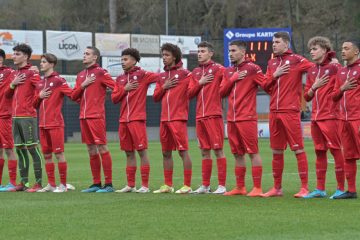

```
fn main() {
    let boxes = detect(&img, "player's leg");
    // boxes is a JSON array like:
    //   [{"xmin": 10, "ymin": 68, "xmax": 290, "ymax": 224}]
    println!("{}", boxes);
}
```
[
  {"xmin": 137, "ymin": 149, "xmax": 150, "ymax": 193},
  {"xmin": 304, "ymin": 121, "xmax": 328, "ymax": 198},
  {"xmin": 194, "ymin": 119, "xmax": 212, "ymax": 193},
  {"xmin": 224, "ymin": 153, "xmax": 247, "ymax": 196},
  {"xmin": 96, "ymin": 144, "xmax": 114, "ymax": 193},
  {"xmin": 117, "ymin": 151, "xmax": 137, "ymax": 193},
  {"xmin": 154, "ymin": 122, "xmax": 175, "ymax": 193},
  {"xmin": 176, "ymin": 150, "xmax": 192, "ymax": 194},
  {"xmin": 262, "ymin": 113, "xmax": 286, "ymax": 197},
  {"xmin": 247, "ymin": 153, "xmax": 263, "ymax": 197}
]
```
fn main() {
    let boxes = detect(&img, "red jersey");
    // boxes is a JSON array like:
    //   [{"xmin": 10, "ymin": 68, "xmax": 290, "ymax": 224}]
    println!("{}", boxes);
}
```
[
  {"xmin": 153, "ymin": 61, "xmax": 192, "ymax": 122},
  {"xmin": 33, "ymin": 72, "xmax": 73, "ymax": 128},
  {"xmin": 304, "ymin": 51, "xmax": 341, "ymax": 121},
  {"xmin": 333, "ymin": 58, "xmax": 360, "ymax": 121},
  {"xmin": 220, "ymin": 59, "xmax": 265, "ymax": 121},
  {"xmin": 5, "ymin": 64, "xmax": 40, "ymax": 117},
  {"xmin": 111, "ymin": 66, "xmax": 158, "ymax": 123},
  {"xmin": 0, "ymin": 65, "xmax": 15, "ymax": 118},
  {"xmin": 71, "ymin": 63, "xmax": 115, "ymax": 119},
  {"xmin": 264, "ymin": 50, "xmax": 314, "ymax": 112},
  {"xmin": 188, "ymin": 60, "xmax": 224, "ymax": 119}
]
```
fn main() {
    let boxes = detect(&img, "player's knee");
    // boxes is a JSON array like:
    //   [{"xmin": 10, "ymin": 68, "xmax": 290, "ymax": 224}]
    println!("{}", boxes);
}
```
[
  {"xmin": 201, "ymin": 149, "xmax": 211, "ymax": 158},
  {"xmin": 55, "ymin": 152, "xmax": 65, "ymax": 162},
  {"xmin": 98, "ymin": 144, "xmax": 109, "ymax": 154},
  {"xmin": 294, "ymin": 149, "xmax": 304, "ymax": 154},
  {"xmin": 162, "ymin": 151, "xmax": 172, "ymax": 159},
  {"xmin": 214, "ymin": 149, "xmax": 224, "ymax": 158}
]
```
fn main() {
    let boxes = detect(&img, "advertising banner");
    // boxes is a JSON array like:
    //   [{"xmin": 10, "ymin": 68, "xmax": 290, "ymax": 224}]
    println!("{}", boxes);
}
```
[
  {"xmin": 0, "ymin": 29, "xmax": 43, "ymax": 59},
  {"xmin": 95, "ymin": 33, "xmax": 130, "ymax": 56},
  {"xmin": 160, "ymin": 35, "xmax": 201, "ymax": 54},
  {"xmin": 46, "ymin": 30, "xmax": 92, "ymax": 60},
  {"xmin": 131, "ymin": 34, "xmax": 159, "ymax": 54}
]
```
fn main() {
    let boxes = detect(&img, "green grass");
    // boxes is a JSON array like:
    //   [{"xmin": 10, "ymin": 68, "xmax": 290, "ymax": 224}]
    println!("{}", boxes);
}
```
[{"xmin": 0, "ymin": 139, "xmax": 360, "ymax": 240}]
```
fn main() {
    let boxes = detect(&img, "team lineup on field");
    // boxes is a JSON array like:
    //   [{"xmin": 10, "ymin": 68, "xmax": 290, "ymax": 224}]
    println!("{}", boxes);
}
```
[{"xmin": 0, "ymin": 31, "xmax": 359, "ymax": 199}]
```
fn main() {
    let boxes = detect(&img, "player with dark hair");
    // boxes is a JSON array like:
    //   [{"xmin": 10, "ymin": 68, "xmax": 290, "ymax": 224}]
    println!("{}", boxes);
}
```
[
  {"xmin": 188, "ymin": 41, "xmax": 228, "ymax": 194},
  {"xmin": 332, "ymin": 40, "xmax": 360, "ymax": 199},
  {"xmin": 111, "ymin": 48, "xmax": 158, "ymax": 193},
  {"xmin": 1, "ymin": 44, "xmax": 43, "ymax": 192},
  {"xmin": 261, "ymin": 32, "xmax": 314, "ymax": 198},
  {"xmin": 33, "ymin": 53, "xmax": 75, "ymax": 192},
  {"xmin": 72, "ymin": 46, "xmax": 115, "ymax": 193},
  {"xmin": 0, "ymin": 49, "xmax": 17, "ymax": 191},
  {"xmin": 303, "ymin": 36, "xmax": 345, "ymax": 199},
  {"xmin": 153, "ymin": 43, "xmax": 193, "ymax": 194},
  {"xmin": 220, "ymin": 40, "xmax": 265, "ymax": 197}
]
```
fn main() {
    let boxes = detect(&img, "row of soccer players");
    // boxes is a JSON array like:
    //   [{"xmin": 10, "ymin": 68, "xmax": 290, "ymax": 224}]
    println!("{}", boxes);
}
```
[{"xmin": 0, "ymin": 31, "xmax": 359, "ymax": 199}]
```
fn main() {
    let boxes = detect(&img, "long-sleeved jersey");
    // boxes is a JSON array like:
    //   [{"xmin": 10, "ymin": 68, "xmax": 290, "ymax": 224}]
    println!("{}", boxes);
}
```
[
  {"xmin": 303, "ymin": 51, "xmax": 341, "ymax": 121},
  {"xmin": 220, "ymin": 59, "xmax": 265, "ymax": 121},
  {"xmin": 111, "ymin": 66, "xmax": 158, "ymax": 123},
  {"xmin": 153, "ymin": 61, "xmax": 192, "ymax": 122},
  {"xmin": 188, "ymin": 60, "xmax": 224, "ymax": 119},
  {"xmin": 264, "ymin": 50, "xmax": 314, "ymax": 112},
  {"xmin": 71, "ymin": 63, "xmax": 115, "ymax": 119},
  {"xmin": 0, "ymin": 65, "xmax": 15, "ymax": 118},
  {"xmin": 33, "ymin": 71, "xmax": 73, "ymax": 128}
]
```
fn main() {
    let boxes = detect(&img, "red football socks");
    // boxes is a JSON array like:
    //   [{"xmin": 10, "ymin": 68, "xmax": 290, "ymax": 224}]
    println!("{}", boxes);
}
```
[
  {"xmin": 126, "ymin": 166, "xmax": 137, "ymax": 187},
  {"xmin": 164, "ymin": 169, "xmax": 173, "ymax": 187},
  {"xmin": 140, "ymin": 165, "xmax": 150, "ymax": 187},
  {"xmin": 272, "ymin": 153, "xmax": 284, "ymax": 189},
  {"xmin": 345, "ymin": 159, "xmax": 357, "ymax": 192},
  {"xmin": 184, "ymin": 169, "xmax": 192, "ymax": 186},
  {"xmin": 217, "ymin": 157, "xmax": 227, "ymax": 186},
  {"xmin": 235, "ymin": 166, "xmax": 246, "ymax": 188},
  {"xmin": 45, "ymin": 162, "xmax": 56, "ymax": 187},
  {"xmin": 101, "ymin": 152, "xmax": 113, "ymax": 184},
  {"xmin": 90, "ymin": 154, "xmax": 101, "ymax": 185},
  {"xmin": 7, "ymin": 159, "xmax": 17, "ymax": 186},
  {"xmin": 58, "ymin": 162, "xmax": 67, "ymax": 186},
  {"xmin": 315, "ymin": 150, "xmax": 327, "ymax": 191},
  {"xmin": 330, "ymin": 148, "xmax": 345, "ymax": 191},
  {"xmin": 296, "ymin": 152, "xmax": 308, "ymax": 189},
  {"xmin": 202, "ymin": 159, "xmax": 212, "ymax": 187},
  {"xmin": 252, "ymin": 166, "xmax": 262, "ymax": 188}
]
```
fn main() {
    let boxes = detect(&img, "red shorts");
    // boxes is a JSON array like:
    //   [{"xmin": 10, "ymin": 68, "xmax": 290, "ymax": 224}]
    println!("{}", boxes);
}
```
[
  {"xmin": 160, "ymin": 121, "xmax": 188, "ymax": 151},
  {"xmin": 311, "ymin": 120, "xmax": 341, "ymax": 150},
  {"xmin": 341, "ymin": 120, "xmax": 360, "ymax": 159},
  {"xmin": 0, "ymin": 118, "xmax": 14, "ymax": 149},
  {"xmin": 80, "ymin": 119, "xmax": 107, "ymax": 145},
  {"xmin": 196, "ymin": 117, "xmax": 224, "ymax": 150},
  {"xmin": 227, "ymin": 121, "xmax": 258, "ymax": 155},
  {"xmin": 119, "ymin": 121, "xmax": 148, "ymax": 151},
  {"xmin": 269, "ymin": 112, "xmax": 304, "ymax": 151},
  {"xmin": 40, "ymin": 128, "xmax": 64, "ymax": 154}
]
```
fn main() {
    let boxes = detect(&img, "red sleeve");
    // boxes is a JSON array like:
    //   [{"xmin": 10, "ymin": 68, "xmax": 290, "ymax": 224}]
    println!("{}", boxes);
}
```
[
  {"xmin": 297, "ymin": 57, "xmax": 314, "ymax": 72},
  {"xmin": 4, "ymin": 74, "xmax": 15, "ymax": 99},
  {"xmin": 187, "ymin": 75, "xmax": 202, "ymax": 99},
  {"xmin": 102, "ymin": 71, "xmax": 115, "ymax": 90},
  {"xmin": 30, "ymin": 72, "xmax": 41, "ymax": 87},
  {"xmin": 32, "ymin": 93, "xmax": 42, "ymax": 109},
  {"xmin": 219, "ymin": 71, "xmax": 235, "ymax": 97},
  {"xmin": 262, "ymin": 65, "xmax": 277, "ymax": 93},
  {"xmin": 153, "ymin": 80, "xmax": 166, "ymax": 102},
  {"xmin": 145, "ymin": 72, "xmax": 159, "ymax": 85},
  {"xmin": 111, "ymin": 84, "xmax": 126, "ymax": 104},
  {"xmin": 71, "ymin": 76, "xmax": 84, "ymax": 101},
  {"xmin": 332, "ymin": 72, "xmax": 344, "ymax": 102},
  {"xmin": 303, "ymin": 71, "xmax": 315, "ymax": 102}
]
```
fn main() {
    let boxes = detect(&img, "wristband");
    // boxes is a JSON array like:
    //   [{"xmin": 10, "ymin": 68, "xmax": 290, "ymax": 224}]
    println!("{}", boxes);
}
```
[{"xmin": 10, "ymin": 83, "xmax": 15, "ymax": 89}]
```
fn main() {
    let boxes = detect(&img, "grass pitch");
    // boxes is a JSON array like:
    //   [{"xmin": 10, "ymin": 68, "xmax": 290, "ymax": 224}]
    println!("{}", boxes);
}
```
[{"xmin": 0, "ymin": 139, "xmax": 359, "ymax": 240}]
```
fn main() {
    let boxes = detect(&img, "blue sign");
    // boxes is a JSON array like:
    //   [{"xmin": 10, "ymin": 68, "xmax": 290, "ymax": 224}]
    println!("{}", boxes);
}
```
[{"xmin": 223, "ymin": 28, "xmax": 292, "ymax": 68}]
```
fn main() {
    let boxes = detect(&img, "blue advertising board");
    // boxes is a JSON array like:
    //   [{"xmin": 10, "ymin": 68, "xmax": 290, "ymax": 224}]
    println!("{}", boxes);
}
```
[{"xmin": 223, "ymin": 28, "xmax": 292, "ymax": 70}]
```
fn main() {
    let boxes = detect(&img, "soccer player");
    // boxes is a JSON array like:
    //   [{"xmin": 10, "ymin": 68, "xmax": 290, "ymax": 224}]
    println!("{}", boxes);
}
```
[
  {"xmin": 261, "ymin": 32, "xmax": 314, "ymax": 198},
  {"xmin": 153, "ymin": 43, "xmax": 193, "ymax": 194},
  {"xmin": 71, "ymin": 46, "xmax": 115, "ymax": 193},
  {"xmin": 111, "ymin": 48, "xmax": 157, "ymax": 193},
  {"xmin": 0, "ymin": 49, "xmax": 17, "ymax": 191},
  {"xmin": 2, "ymin": 44, "xmax": 43, "ymax": 192},
  {"xmin": 332, "ymin": 40, "xmax": 360, "ymax": 199},
  {"xmin": 33, "ymin": 53, "xmax": 74, "ymax": 192},
  {"xmin": 220, "ymin": 40, "xmax": 265, "ymax": 197},
  {"xmin": 303, "ymin": 37, "xmax": 345, "ymax": 199},
  {"xmin": 188, "ymin": 41, "xmax": 227, "ymax": 194}
]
